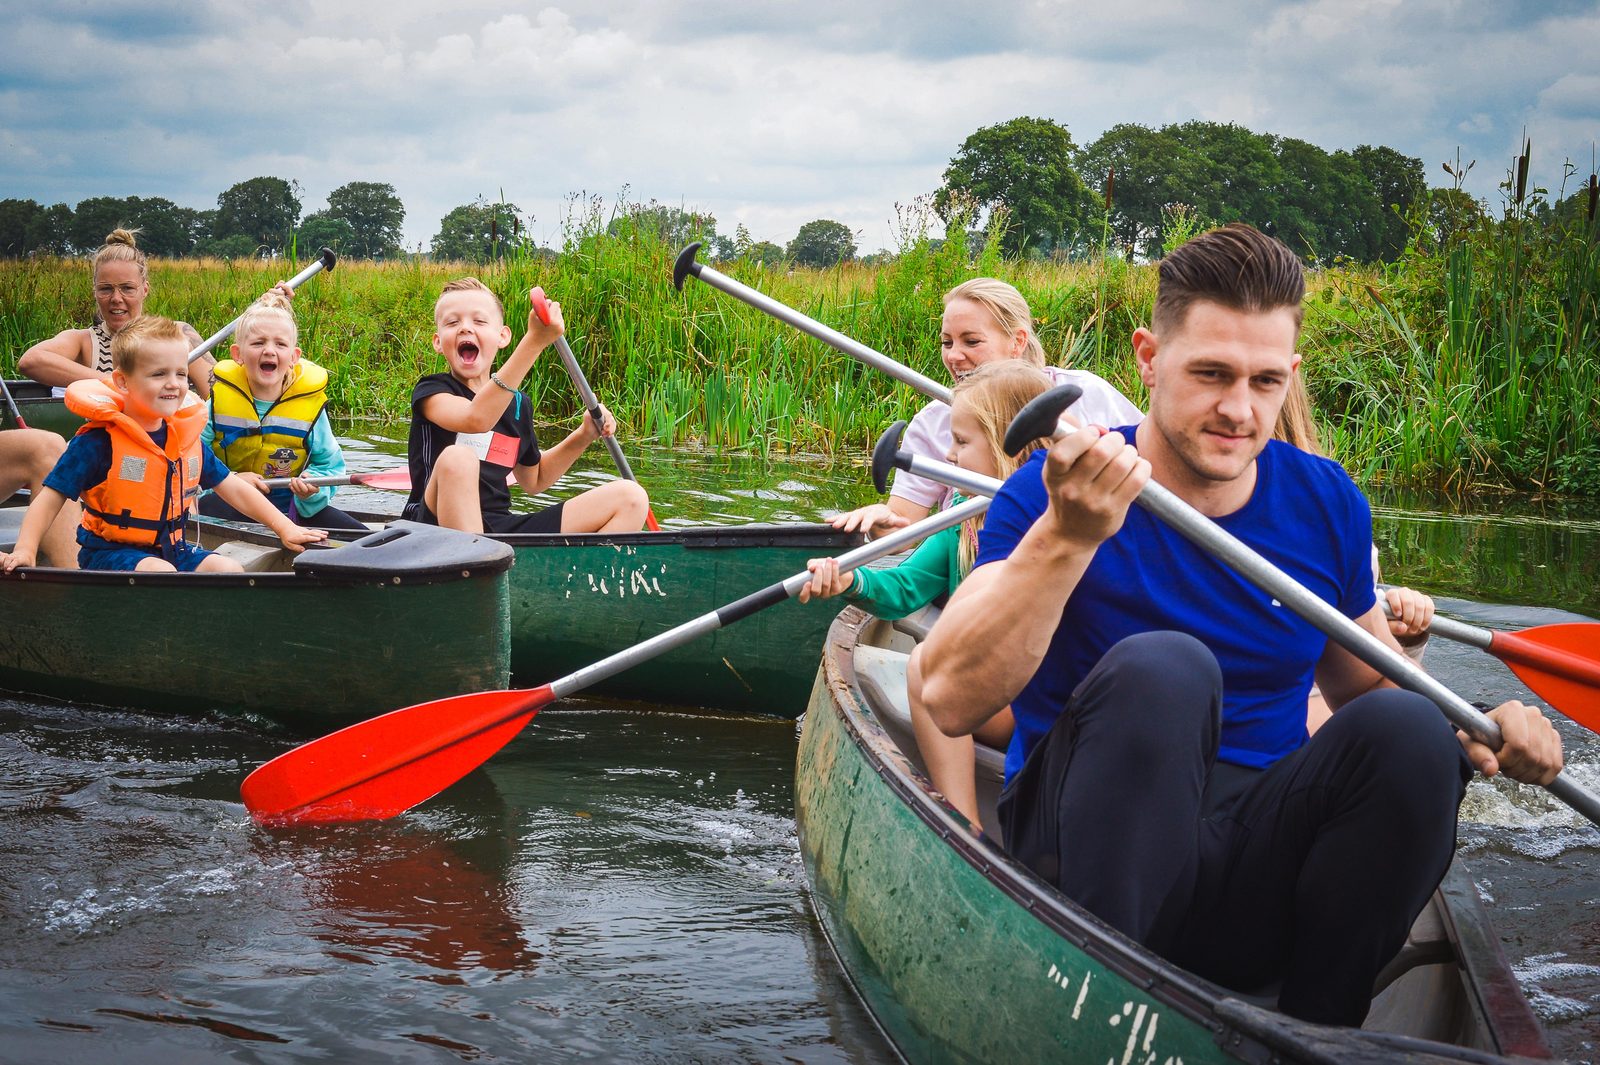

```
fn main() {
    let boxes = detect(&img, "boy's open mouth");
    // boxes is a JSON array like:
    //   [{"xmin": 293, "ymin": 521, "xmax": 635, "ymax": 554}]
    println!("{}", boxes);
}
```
[{"xmin": 457, "ymin": 341, "xmax": 480, "ymax": 362}]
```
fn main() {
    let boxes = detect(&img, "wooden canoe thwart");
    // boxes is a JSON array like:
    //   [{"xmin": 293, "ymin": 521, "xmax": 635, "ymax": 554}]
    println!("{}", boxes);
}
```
[
  {"xmin": 796, "ymin": 607, "xmax": 1552, "ymax": 1064},
  {"xmin": 0, "ymin": 510, "xmax": 513, "ymax": 732}
]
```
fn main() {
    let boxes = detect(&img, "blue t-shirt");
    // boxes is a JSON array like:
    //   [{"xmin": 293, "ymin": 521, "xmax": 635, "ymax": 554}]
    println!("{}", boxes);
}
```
[
  {"xmin": 975, "ymin": 430, "xmax": 1377, "ymax": 780},
  {"xmin": 45, "ymin": 426, "xmax": 232, "ymax": 552}
]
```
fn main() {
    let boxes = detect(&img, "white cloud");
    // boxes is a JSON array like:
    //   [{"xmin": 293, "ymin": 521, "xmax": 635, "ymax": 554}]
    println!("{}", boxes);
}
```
[{"xmin": 1, "ymin": 0, "xmax": 1597, "ymax": 251}]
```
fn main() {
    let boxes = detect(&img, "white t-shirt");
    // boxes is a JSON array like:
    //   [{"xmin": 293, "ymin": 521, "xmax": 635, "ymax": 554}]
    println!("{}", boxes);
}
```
[{"xmin": 891, "ymin": 366, "xmax": 1144, "ymax": 509}]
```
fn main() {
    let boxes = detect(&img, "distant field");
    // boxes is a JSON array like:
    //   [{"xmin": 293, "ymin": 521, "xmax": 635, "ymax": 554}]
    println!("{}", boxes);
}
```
[{"xmin": 4, "ymin": 216, "xmax": 1596, "ymax": 494}]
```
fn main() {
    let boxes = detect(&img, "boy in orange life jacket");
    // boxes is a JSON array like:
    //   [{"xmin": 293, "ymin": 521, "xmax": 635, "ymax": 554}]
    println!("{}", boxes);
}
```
[
  {"xmin": 0, "ymin": 316, "xmax": 328, "ymax": 574},
  {"xmin": 401, "ymin": 279, "xmax": 648, "ymax": 535}
]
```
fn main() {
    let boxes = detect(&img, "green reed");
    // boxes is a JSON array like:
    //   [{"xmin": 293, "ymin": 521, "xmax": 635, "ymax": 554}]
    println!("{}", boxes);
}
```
[{"xmin": 3, "ymin": 177, "xmax": 1597, "ymax": 494}]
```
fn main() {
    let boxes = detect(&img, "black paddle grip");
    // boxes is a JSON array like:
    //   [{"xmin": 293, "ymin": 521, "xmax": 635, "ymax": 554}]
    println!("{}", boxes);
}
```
[
  {"xmin": 673, "ymin": 243, "xmax": 704, "ymax": 291},
  {"xmin": 1003, "ymin": 383, "xmax": 1083, "ymax": 456},
  {"xmin": 716, "ymin": 581, "xmax": 792, "ymax": 626},
  {"xmin": 317, "ymin": 247, "xmax": 337, "ymax": 273},
  {"xmin": 871, "ymin": 420, "xmax": 909, "ymax": 493}
]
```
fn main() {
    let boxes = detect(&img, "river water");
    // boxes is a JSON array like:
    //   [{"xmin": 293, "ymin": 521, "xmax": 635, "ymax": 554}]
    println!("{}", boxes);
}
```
[{"xmin": 1, "ymin": 429, "xmax": 1598, "ymax": 1063}]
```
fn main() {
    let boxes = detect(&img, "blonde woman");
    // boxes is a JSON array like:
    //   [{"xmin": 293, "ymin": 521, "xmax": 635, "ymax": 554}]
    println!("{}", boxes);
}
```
[
  {"xmin": 833, "ymin": 277, "xmax": 1141, "ymax": 537},
  {"xmin": 20, "ymin": 229, "xmax": 219, "ymax": 399},
  {"xmin": 802, "ymin": 360, "xmax": 1054, "ymax": 830}
]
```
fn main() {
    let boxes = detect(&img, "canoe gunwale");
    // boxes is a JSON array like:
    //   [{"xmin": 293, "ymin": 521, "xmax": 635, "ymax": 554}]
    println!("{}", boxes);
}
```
[
  {"xmin": 0, "ymin": 515, "xmax": 516, "ymax": 589},
  {"xmin": 809, "ymin": 607, "xmax": 1548, "ymax": 1064}
]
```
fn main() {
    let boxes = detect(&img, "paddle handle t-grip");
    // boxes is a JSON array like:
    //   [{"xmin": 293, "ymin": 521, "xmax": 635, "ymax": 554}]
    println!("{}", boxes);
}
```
[
  {"xmin": 188, "ymin": 247, "xmax": 337, "ymax": 364},
  {"xmin": 1004, "ymin": 384, "xmax": 1084, "ymax": 456}
]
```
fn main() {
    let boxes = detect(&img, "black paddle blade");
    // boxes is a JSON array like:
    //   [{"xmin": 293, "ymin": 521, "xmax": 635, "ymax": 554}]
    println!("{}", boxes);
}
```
[
  {"xmin": 1003, "ymin": 383, "xmax": 1083, "ymax": 456},
  {"xmin": 872, "ymin": 420, "xmax": 909, "ymax": 492},
  {"xmin": 317, "ymin": 247, "xmax": 337, "ymax": 273},
  {"xmin": 673, "ymin": 243, "xmax": 703, "ymax": 291}
]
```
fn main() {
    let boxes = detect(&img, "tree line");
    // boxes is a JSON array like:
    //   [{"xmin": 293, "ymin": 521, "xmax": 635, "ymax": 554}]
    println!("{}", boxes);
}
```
[{"xmin": 1, "ymin": 117, "xmax": 1588, "ymax": 267}]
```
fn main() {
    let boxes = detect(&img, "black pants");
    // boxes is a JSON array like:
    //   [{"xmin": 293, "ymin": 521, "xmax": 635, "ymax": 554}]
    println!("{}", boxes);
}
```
[
  {"xmin": 998, "ymin": 631, "xmax": 1472, "ymax": 1027},
  {"xmin": 198, "ymin": 491, "xmax": 369, "ymax": 532}
]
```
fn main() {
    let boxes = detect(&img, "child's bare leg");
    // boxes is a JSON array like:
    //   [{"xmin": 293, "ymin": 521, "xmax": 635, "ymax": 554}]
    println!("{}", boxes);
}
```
[
  {"xmin": 422, "ymin": 444, "xmax": 485, "ymax": 533},
  {"xmin": 0, "ymin": 430, "xmax": 80, "ymax": 569},
  {"xmin": 196, "ymin": 554, "xmax": 245, "ymax": 572},
  {"xmin": 906, "ymin": 647, "xmax": 1015, "ymax": 833},
  {"xmin": 559, "ymin": 480, "xmax": 649, "ymax": 533},
  {"xmin": 134, "ymin": 556, "xmax": 178, "ymax": 572}
]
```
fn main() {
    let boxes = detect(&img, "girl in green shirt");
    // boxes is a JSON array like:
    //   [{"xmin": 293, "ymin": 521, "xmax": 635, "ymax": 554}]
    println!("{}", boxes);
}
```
[{"xmin": 800, "ymin": 360, "xmax": 1053, "ymax": 831}]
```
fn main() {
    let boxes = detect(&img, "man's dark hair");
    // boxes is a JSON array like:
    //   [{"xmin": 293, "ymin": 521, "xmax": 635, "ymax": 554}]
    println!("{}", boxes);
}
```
[{"xmin": 1152, "ymin": 223, "xmax": 1305, "ymax": 336}]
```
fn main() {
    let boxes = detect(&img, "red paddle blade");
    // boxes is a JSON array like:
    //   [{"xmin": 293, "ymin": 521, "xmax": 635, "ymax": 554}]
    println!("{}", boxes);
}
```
[
  {"xmin": 1493, "ymin": 624, "xmax": 1600, "ymax": 732},
  {"xmin": 645, "ymin": 507, "xmax": 661, "ymax": 532},
  {"xmin": 354, "ymin": 469, "xmax": 414, "ymax": 490},
  {"xmin": 241, "ymin": 685, "xmax": 555, "ymax": 826}
]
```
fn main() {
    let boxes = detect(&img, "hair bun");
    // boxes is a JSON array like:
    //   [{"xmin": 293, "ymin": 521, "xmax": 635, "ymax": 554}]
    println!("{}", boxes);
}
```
[{"xmin": 104, "ymin": 228, "xmax": 141, "ymax": 248}]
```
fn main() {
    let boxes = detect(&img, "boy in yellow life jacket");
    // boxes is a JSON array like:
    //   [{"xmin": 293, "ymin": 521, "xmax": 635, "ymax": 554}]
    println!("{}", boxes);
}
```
[
  {"xmin": 0, "ymin": 316, "xmax": 327, "ymax": 573},
  {"xmin": 199, "ymin": 290, "xmax": 366, "ymax": 531}
]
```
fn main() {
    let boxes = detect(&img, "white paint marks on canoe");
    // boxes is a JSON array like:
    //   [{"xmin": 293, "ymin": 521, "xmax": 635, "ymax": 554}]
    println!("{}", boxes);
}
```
[
  {"xmin": 1117, "ymin": 1002, "xmax": 1148, "ymax": 1065},
  {"xmin": 1072, "ymin": 971, "xmax": 1092, "ymax": 1020}
]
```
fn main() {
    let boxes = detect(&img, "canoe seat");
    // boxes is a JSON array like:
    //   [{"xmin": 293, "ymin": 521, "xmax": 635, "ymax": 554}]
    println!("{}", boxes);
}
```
[
  {"xmin": 854, "ymin": 644, "xmax": 1006, "ymax": 783},
  {"xmin": 890, "ymin": 605, "xmax": 942, "ymax": 644},
  {"xmin": 209, "ymin": 540, "xmax": 286, "ymax": 572}
]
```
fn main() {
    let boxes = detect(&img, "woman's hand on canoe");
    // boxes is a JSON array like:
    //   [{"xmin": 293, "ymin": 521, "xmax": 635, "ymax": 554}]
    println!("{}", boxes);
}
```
[{"xmin": 830, "ymin": 503, "xmax": 908, "ymax": 540}]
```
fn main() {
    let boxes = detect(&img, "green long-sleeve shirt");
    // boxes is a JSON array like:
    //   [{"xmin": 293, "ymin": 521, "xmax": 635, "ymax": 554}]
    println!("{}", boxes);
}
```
[{"xmin": 845, "ymin": 522, "xmax": 964, "ymax": 620}]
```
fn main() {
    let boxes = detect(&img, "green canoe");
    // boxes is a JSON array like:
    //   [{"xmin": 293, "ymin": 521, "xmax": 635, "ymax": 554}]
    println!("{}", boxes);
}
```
[
  {"xmin": 0, "ymin": 379, "xmax": 80, "ymax": 436},
  {"xmin": 798, "ymin": 607, "xmax": 1552, "ymax": 1064},
  {"xmin": 214, "ymin": 513, "xmax": 860, "ymax": 717},
  {"xmin": 0, "ymin": 510, "xmax": 513, "ymax": 732}
]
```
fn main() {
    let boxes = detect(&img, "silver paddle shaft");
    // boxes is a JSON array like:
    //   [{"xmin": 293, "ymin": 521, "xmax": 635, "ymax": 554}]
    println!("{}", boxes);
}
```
[
  {"xmin": 683, "ymin": 254, "xmax": 1600, "ymax": 824},
  {"xmin": 188, "ymin": 252, "xmax": 334, "ymax": 364},
  {"xmin": 548, "ymin": 495, "xmax": 991, "ymax": 699},
  {"xmin": 552, "ymin": 336, "xmax": 636, "ymax": 482}
]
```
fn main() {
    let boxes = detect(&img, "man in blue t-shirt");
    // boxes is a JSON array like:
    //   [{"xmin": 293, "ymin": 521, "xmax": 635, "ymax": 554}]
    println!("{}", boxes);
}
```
[{"xmin": 911, "ymin": 223, "xmax": 1564, "ymax": 1027}]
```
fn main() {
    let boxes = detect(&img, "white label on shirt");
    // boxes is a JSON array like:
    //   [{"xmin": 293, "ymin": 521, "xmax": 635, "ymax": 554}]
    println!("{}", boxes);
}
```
[{"xmin": 456, "ymin": 430, "xmax": 493, "ymax": 461}]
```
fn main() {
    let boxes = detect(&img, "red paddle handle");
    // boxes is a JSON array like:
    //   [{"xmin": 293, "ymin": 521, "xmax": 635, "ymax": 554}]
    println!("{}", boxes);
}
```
[{"xmin": 530, "ymin": 286, "xmax": 552, "ymax": 326}]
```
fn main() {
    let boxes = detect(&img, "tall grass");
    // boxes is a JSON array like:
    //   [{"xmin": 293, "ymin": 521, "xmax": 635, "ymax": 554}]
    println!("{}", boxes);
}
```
[{"xmin": 3, "ymin": 177, "xmax": 1597, "ymax": 494}]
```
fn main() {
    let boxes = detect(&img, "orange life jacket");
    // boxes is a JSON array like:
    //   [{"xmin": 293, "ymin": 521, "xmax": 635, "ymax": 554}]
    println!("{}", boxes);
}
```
[{"xmin": 64, "ymin": 378, "xmax": 206, "ymax": 556}]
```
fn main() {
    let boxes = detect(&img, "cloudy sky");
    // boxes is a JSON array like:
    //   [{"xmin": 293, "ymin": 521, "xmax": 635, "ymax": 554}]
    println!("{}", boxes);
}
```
[{"xmin": 3, "ymin": 0, "xmax": 1597, "ymax": 254}]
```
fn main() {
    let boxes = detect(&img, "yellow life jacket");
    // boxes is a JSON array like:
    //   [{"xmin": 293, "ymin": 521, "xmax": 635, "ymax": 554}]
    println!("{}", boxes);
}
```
[
  {"xmin": 209, "ymin": 359, "xmax": 329, "ymax": 479},
  {"xmin": 64, "ymin": 378, "xmax": 206, "ymax": 553}
]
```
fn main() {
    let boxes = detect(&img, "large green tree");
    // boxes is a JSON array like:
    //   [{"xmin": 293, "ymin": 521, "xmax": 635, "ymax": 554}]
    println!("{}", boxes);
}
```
[
  {"xmin": 1350, "ymin": 145, "xmax": 1426, "ymax": 261},
  {"xmin": 430, "ymin": 200, "xmax": 528, "ymax": 263},
  {"xmin": 324, "ymin": 181, "xmax": 405, "ymax": 258},
  {"xmin": 65, "ymin": 195, "xmax": 196, "ymax": 257},
  {"xmin": 215, "ymin": 177, "xmax": 302, "ymax": 254},
  {"xmin": 1164, "ymin": 122, "xmax": 1285, "ymax": 238},
  {"xmin": 607, "ymin": 202, "xmax": 717, "ymax": 250},
  {"xmin": 1076, "ymin": 123, "xmax": 1194, "ymax": 258},
  {"xmin": 0, "ymin": 198, "xmax": 73, "ymax": 257},
  {"xmin": 296, "ymin": 210, "xmax": 356, "ymax": 255},
  {"xmin": 786, "ymin": 219, "xmax": 855, "ymax": 267},
  {"xmin": 935, "ymin": 116, "xmax": 1095, "ymax": 257}
]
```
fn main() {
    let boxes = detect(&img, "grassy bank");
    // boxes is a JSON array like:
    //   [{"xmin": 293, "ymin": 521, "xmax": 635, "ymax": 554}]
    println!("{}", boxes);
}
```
[{"xmin": 3, "ymin": 200, "xmax": 1596, "ymax": 493}]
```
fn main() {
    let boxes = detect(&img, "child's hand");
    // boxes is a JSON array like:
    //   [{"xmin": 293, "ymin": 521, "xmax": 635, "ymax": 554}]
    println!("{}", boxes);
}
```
[
  {"xmin": 267, "ymin": 282, "xmax": 295, "ymax": 302},
  {"xmin": 0, "ymin": 549, "xmax": 37, "ymax": 574},
  {"xmin": 584, "ymin": 404, "xmax": 617, "ymax": 442},
  {"xmin": 798, "ymin": 557, "xmax": 856, "ymax": 603},
  {"xmin": 277, "ymin": 526, "xmax": 328, "ymax": 554},
  {"xmin": 288, "ymin": 476, "xmax": 318, "ymax": 499},
  {"xmin": 830, "ymin": 503, "xmax": 909, "ymax": 540},
  {"xmin": 236, "ymin": 472, "xmax": 270, "ymax": 495},
  {"xmin": 1384, "ymin": 586, "xmax": 1435, "ymax": 643},
  {"xmin": 526, "ymin": 292, "xmax": 566, "ymax": 348}
]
